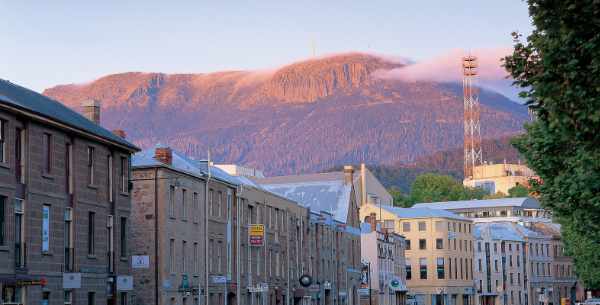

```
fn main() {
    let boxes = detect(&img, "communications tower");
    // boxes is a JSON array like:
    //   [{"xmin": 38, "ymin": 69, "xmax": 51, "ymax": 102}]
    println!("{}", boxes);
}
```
[{"xmin": 462, "ymin": 55, "xmax": 483, "ymax": 178}]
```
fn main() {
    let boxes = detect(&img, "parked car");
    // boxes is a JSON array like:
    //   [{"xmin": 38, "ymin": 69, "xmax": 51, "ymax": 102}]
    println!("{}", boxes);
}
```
[{"xmin": 583, "ymin": 298, "xmax": 600, "ymax": 305}]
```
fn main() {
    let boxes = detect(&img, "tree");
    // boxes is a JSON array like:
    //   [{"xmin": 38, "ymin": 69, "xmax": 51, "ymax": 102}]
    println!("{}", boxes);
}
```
[
  {"xmin": 504, "ymin": 0, "xmax": 600, "ymax": 287},
  {"xmin": 409, "ymin": 173, "xmax": 486, "ymax": 203},
  {"xmin": 507, "ymin": 185, "xmax": 529, "ymax": 198},
  {"xmin": 388, "ymin": 186, "xmax": 413, "ymax": 207}
]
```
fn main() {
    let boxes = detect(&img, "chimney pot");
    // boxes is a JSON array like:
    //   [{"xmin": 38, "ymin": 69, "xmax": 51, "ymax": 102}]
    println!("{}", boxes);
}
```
[
  {"xmin": 154, "ymin": 147, "xmax": 173, "ymax": 165},
  {"xmin": 343, "ymin": 165, "xmax": 354, "ymax": 185},
  {"xmin": 112, "ymin": 129, "xmax": 127, "ymax": 139},
  {"xmin": 81, "ymin": 99, "xmax": 101, "ymax": 124}
]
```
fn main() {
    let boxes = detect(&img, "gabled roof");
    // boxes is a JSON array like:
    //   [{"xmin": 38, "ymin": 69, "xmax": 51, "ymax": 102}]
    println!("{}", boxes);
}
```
[
  {"xmin": 0, "ymin": 79, "xmax": 138, "ymax": 151},
  {"xmin": 378, "ymin": 205, "xmax": 469, "ymax": 221},
  {"xmin": 412, "ymin": 197, "xmax": 541, "ymax": 210},
  {"xmin": 255, "ymin": 174, "xmax": 352, "ymax": 224},
  {"xmin": 474, "ymin": 222, "xmax": 524, "ymax": 242}
]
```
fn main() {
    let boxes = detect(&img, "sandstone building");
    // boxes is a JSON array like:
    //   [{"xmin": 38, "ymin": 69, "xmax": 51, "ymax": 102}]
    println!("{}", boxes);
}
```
[{"xmin": 0, "ymin": 79, "xmax": 139, "ymax": 305}]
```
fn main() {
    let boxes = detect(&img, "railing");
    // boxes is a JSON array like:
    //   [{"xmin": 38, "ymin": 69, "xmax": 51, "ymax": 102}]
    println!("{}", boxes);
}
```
[{"xmin": 64, "ymin": 247, "xmax": 74, "ymax": 272}]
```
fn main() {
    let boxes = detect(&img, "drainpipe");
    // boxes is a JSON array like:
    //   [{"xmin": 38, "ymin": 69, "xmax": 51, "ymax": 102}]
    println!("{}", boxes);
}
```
[
  {"xmin": 286, "ymin": 209, "xmax": 290, "ymax": 305},
  {"xmin": 205, "ymin": 160, "xmax": 211, "ymax": 305},
  {"xmin": 237, "ymin": 186, "xmax": 242, "ymax": 305},
  {"xmin": 154, "ymin": 168, "xmax": 160, "ymax": 305}
]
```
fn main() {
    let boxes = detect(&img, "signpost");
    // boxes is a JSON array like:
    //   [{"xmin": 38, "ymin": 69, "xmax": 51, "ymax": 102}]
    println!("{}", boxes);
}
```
[
  {"xmin": 132, "ymin": 255, "xmax": 150, "ymax": 269},
  {"xmin": 249, "ymin": 224, "xmax": 265, "ymax": 246}
]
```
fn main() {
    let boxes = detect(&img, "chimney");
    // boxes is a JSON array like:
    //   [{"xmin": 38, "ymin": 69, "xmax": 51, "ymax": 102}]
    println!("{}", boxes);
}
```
[
  {"xmin": 368, "ymin": 212, "xmax": 377, "ymax": 232},
  {"xmin": 154, "ymin": 147, "xmax": 173, "ymax": 165},
  {"xmin": 81, "ymin": 99, "xmax": 101, "ymax": 124},
  {"xmin": 343, "ymin": 165, "xmax": 354, "ymax": 185},
  {"xmin": 112, "ymin": 129, "xmax": 127, "ymax": 139}
]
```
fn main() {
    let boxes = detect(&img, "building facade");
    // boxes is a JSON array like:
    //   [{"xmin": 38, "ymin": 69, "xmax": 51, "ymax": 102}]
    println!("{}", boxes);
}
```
[
  {"xmin": 360, "ymin": 205, "xmax": 476, "ymax": 305},
  {"xmin": 462, "ymin": 164, "xmax": 537, "ymax": 196},
  {"xmin": 0, "ymin": 80, "xmax": 138, "ymax": 305},
  {"xmin": 360, "ymin": 217, "xmax": 407, "ymax": 305}
]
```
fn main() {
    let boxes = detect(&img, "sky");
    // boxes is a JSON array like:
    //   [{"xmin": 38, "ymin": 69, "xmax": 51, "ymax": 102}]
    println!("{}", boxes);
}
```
[{"xmin": 0, "ymin": 1, "xmax": 532, "ymax": 92}]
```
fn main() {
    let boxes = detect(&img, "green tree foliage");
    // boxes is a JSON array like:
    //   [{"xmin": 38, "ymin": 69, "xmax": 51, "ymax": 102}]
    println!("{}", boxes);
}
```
[
  {"xmin": 507, "ymin": 185, "xmax": 529, "ymax": 198},
  {"xmin": 408, "ymin": 173, "xmax": 487, "ymax": 204},
  {"xmin": 504, "ymin": 0, "xmax": 600, "ymax": 287},
  {"xmin": 389, "ymin": 186, "xmax": 413, "ymax": 207}
]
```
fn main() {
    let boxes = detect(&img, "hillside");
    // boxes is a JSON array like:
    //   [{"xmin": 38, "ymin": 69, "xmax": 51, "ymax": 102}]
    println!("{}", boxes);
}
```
[
  {"xmin": 43, "ymin": 52, "xmax": 528, "ymax": 175},
  {"xmin": 369, "ymin": 136, "xmax": 523, "ymax": 193}
]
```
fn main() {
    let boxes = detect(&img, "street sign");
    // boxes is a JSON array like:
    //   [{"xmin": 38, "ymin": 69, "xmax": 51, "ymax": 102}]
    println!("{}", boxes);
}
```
[
  {"xmin": 132, "ymin": 255, "xmax": 150, "ymax": 269},
  {"xmin": 63, "ymin": 273, "xmax": 81, "ymax": 289},
  {"xmin": 117, "ymin": 276, "xmax": 134, "ymax": 291},
  {"xmin": 212, "ymin": 275, "xmax": 227, "ymax": 284},
  {"xmin": 249, "ymin": 224, "xmax": 265, "ymax": 246}
]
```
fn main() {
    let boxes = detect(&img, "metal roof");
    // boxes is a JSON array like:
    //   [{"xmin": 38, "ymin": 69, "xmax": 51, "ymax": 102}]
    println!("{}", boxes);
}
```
[
  {"xmin": 0, "ymin": 79, "xmax": 138, "ymax": 151},
  {"xmin": 412, "ymin": 197, "xmax": 541, "ymax": 210},
  {"xmin": 256, "ymin": 175, "xmax": 353, "ymax": 224},
  {"xmin": 378, "ymin": 205, "xmax": 469, "ymax": 221},
  {"xmin": 473, "ymin": 222, "xmax": 524, "ymax": 242}
]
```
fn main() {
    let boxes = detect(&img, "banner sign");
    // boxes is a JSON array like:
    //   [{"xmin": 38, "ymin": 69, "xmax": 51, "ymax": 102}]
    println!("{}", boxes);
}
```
[{"xmin": 249, "ymin": 224, "xmax": 265, "ymax": 246}]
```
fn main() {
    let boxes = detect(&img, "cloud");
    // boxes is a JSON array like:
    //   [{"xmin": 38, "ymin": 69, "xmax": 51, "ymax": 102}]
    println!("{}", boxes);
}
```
[{"xmin": 375, "ymin": 47, "xmax": 513, "ymax": 83}]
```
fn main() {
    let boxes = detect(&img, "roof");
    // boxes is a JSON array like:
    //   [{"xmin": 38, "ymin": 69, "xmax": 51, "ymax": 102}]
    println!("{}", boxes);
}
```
[
  {"xmin": 132, "ymin": 145, "xmax": 262, "ymax": 189},
  {"xmin": 412, "ymin": 197, "xmax": 541, "ymax": 210},
  {"xmin": 0, "ymin": 79, "xmax": 138, "ymax": 151},
  {"xmin": 256, "ymin": 174, "xmax": 352, "ymax": 224},
  {"xmin": 474, "ymin": 222, "xmax": 524, "ymax": 242},
  {"xmin": 378, "ymin": 205, "xmax": 469, "ymax": 221}
]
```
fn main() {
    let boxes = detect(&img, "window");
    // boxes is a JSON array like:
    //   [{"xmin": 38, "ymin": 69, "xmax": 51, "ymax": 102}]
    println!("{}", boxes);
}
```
[
  {"xmin": 405, "ymin": 259, "xmax": 412, "ymax": 280},
  {"xmin": 419, "ymin": 258, "xmax": 427, "ymax": 279},
  {"xmin": 88, "ymin": 292, "xmax": 95, "ymax": 305},
  {"xmin": 120, "ymin": 156, "xmax": 128, "ymax": 193},
  {"xmin": 478, "ymin": 259, "xmax": 482, "ymax": 272},
  {"xmin": 194, "ymin": 242, "xmax": 199, "ymax": 274},
  {"xmin": 0, "ymin": 120, "xmax": 5, "ymax": 163},
  {"xmin": 436, "ymin": 238, "xmax": 443, "ymax": 249},
  {"xmin": 478, "ymin": 242, "xmax": 482, "ymax": 252},
  {"xmin": 120, "ymin": 292, "xmax": 128, "ymax": 305},
  {"xmin": 64, "ymin": 291, "xmax": 72, "ymax": 305},
  {"xmin": 120, "ymin": 217, "xmax": 127, "ymax": 258},
  {"xmin": 43, "ymin": 291, "xmax": 50, "ymax": 305},
  {"xmin": 193, "ymin": 192, "xmax": 199, "ymax": 223},
  {"xmin": 44, "ymin": 133, "xmax": 53, "ymax": 173},
  {"xmin": 405, "ymin": 239, "xmax": 411, "ymax": 250},
  {"xmin": 15, "ymin": 128, "xmax": 25, "ymax": 183},
  {"xmin": 182, "ymin": 240, "xmax": 187, "ymax": 272},
  {"xmin": 437, "ymin": 258, "xmax": 445, "ymax": 279},
  {"xmin": 0, "ymin": 197, "xmax": 4, "ymax": 245},
  {"xmin": 64, "ymin": 208, "xmax": 74, "ymax": 271},
  {"xmin": 169, "ymin": 239, "xmax": 175, "ymax": 273},
  {"xmin": 42, "ymin": 204, "xmax": 51, "ymax": 253},
  {"xmin": 181, "ymin": 189, "xmax": 187, "ymax": 220},
  {"xmin": 449, "ymin": 257, "xmax": 453, "ymax": 279},
  {"xmin": 209, "ymin": 190, "xmax": 214, "ymax": 216},
  {"xmin": 402, "ymin": 222, "xmax": 410, "ymax": 232},
  {"xmin": 418, "ymin": 222, "xmax": 426, "ymax": 231},
  {"xmin": 108, "ymin": 155, "xmax": 113, "ymax": 202},
  {"xmin": 66, "ymin": 143, "xmax": 73, "ymax": 194},
  {"xmin": 419, "ymin": 239, "xmax": 426, "ymax": 250},
  {"xmin": 87, "ymin": 147, "xmax": 95, "ymax": 185},
  {"xmin": 88, "ymin": 212, "xmax": 95, "ymax": 255},
  {"xmin": 217, "ymin": 191, "xmax": 223, "ymax": 218},
  {"xmin": 169, "ymin": 186, "xmax": 175, "ymax": 217},
  {"xmin": 494, "ymin": 259, "xmax": 498, "ymax": 272}
]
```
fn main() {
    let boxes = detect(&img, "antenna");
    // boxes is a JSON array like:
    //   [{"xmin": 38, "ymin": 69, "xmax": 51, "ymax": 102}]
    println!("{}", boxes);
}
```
[{"xmin": 462, "ymin": 55, "xmax": 483, "ymax": 178}]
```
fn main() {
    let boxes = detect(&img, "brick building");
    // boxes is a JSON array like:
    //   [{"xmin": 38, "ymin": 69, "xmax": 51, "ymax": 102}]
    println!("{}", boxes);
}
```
[{"xmin": 0, "ymin": 79, "xmax": 139, "ymax": 305}]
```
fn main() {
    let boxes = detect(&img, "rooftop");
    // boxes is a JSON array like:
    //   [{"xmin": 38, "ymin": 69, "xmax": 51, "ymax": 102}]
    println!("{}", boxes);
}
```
[
  {"xmin": 412, "ymin": 197, "xmax": 541, "ymax": 210},
  {"xmin": 0, "ymin": 79, "xmax": 138, "ymax": 151},
  {"xmin": 473, "ymin": 222, "xmax": 524, "ymax": 242},
  {"xmin": 255, "ymin": 174, "xmax": 353, "ymax": 224},
  {"xmin": 377, "ymin": 205, "xmax": 469, "ymax": 221}
]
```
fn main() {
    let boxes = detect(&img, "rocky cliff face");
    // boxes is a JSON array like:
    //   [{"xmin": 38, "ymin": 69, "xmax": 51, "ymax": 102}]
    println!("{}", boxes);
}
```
[{"xmin": 43, "ymin": 52, "xmax": 528, "ymax": 175}]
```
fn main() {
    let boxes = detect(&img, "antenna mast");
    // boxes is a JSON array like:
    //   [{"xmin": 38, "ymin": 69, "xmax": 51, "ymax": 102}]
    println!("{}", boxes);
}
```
[{"xmin": 462, "ymin": 55, "xmax": 483, "ymax": 178}]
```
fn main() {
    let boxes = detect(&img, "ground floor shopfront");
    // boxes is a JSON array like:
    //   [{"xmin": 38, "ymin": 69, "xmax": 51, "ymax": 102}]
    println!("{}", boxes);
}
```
[
  {"xmin": 0, "ymin": 273, "xmax": 133, "ymax": 305},
  {"xmin": 409, "ymin": 287, "xmax": 476, "ymax": 305}
]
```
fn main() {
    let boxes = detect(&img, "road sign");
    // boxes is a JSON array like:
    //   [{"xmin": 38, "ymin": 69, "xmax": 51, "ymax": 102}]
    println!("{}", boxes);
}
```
[{"xmin": 249, "ymin": 224, "xmax": 265, "ymax": 246}]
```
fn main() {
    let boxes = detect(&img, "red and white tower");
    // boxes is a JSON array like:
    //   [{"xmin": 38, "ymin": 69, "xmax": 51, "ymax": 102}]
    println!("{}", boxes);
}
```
[{"xmin": 462, "ymin": 55, "xmax": 483, "ymax": 178}]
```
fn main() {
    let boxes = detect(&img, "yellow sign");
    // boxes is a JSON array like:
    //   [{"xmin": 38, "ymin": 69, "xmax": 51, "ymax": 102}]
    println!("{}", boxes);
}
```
[
  {"xmin": 561, "ymin": 298, "xmax": 571, "ymax": 305},
  {"xmin": 249, "ymin": 224, "xmax": 265, "ymax": 246}
]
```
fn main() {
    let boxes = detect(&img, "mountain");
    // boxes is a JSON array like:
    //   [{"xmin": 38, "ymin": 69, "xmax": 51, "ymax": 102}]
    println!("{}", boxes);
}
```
[
  {"xmin": 368, "ymin": 136, "xmax": 523, "ymax": 193},
  {"xmin": 43, "ymin": 52, "xmax": 528, "ymax": 175}
]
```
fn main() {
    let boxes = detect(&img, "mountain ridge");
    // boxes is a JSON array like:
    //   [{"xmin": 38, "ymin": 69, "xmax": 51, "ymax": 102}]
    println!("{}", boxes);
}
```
[{"xmin": 43, "ymin": 52, "xmax": 528, "ymax": 175}]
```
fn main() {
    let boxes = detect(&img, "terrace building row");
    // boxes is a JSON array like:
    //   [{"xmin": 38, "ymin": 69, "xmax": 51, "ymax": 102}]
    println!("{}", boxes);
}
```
[
  {"xmin": 0, "ymin": 80, "xmax": 139, "ymax": 305},
  {"xmin": 130, "ymin": 147, "xmax": 363, "ymax": 305}
]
